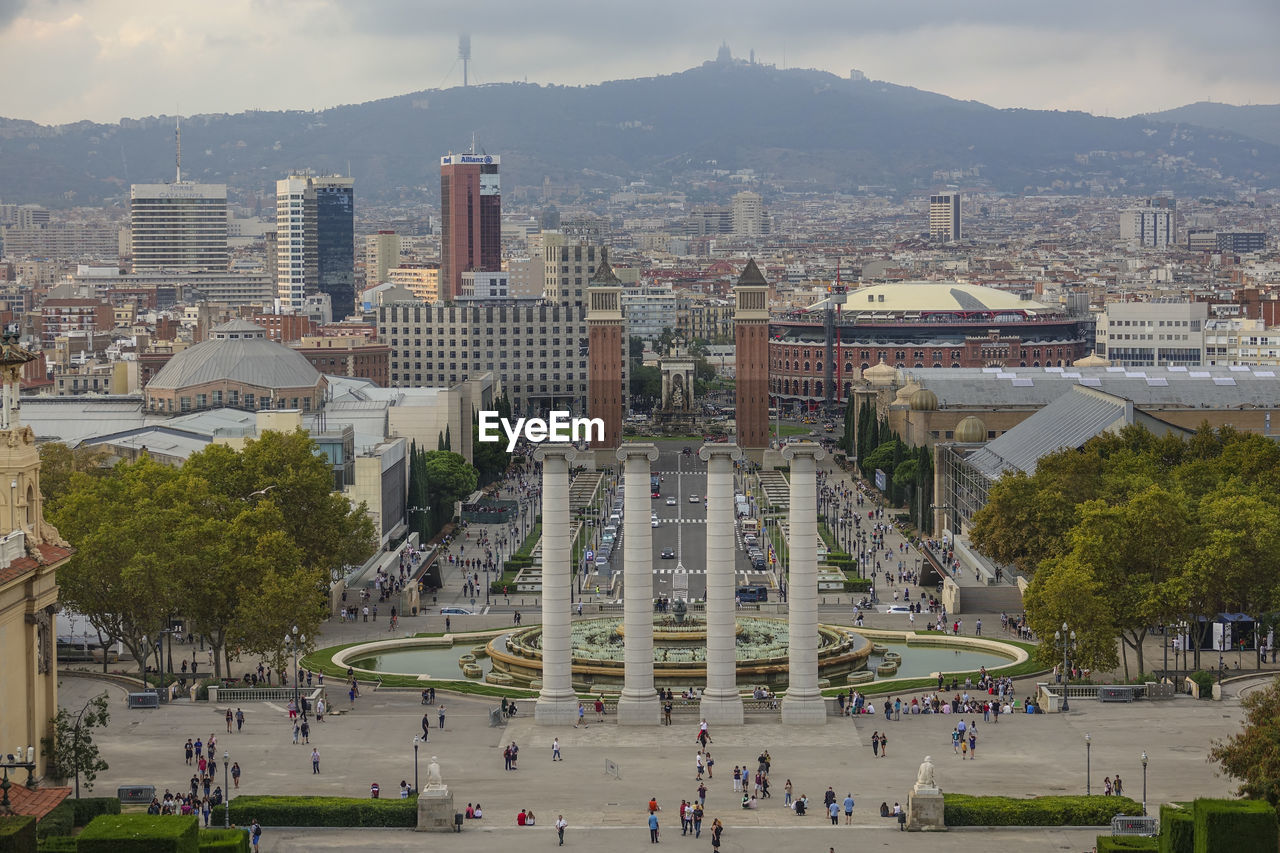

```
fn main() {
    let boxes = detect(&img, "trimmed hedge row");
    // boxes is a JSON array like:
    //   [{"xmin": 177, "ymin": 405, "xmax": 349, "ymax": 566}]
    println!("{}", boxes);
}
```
[
  {"xmin": 1159, "ymin": 804, "xmax": 1193, "ymax": 853},
  {"xmin": 1193, "ymin": 797, "xmax": 1277, "ymax": 853},
  {"xmin": 944, "ymin": 794, "xmax": 1143, "ymax": 826},
  {"xmin": 212, "ymin": 795, "xmax": 417, "ymax": 827},
  {"xmin": 35, "ymin": 802, "xmax": 72, "ymax": 839},
  {"xmin": 76, "ymin": 815, "xmax": 199, "ymax": 852},
  {"xmin": 198, "ymin": 828, "xmax": 250, "ymax": 852},
  {"xmin": 1097, "ymin": 838, "xmax": 1157, "ymax": 851},
  {"xmin": 0, "ymin": 815, "xmax": 37, "ymax": 853},
  {"xmin": 36, "ymin": 837, "xmax": 77, "ymax": 853},
  {"xmin": 71, "ymin": 798, "xmax": 121, "ymax": 826}
]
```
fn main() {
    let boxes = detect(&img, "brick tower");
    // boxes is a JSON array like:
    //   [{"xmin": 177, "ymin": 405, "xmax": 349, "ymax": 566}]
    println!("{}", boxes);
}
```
[
  {"xmin": 587, "ymin": 252, "xmax": 625, "ymax": 453},
  {"xmin": 734, "ymin": 258, "xmax": 770, "ymax": 450}
]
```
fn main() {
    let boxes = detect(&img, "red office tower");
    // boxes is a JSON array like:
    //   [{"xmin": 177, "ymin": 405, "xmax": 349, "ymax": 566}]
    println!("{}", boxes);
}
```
[
  {"xmin": 587, "ymin": 255, "xmax": 625, "ymax": 449},
  {"xmin": 735, "ymin": 259, "xmax": 770, "ymax": 450},
  {"xmin": 439, "ymin": 153, "xmax": 501, "ymax": 303}
]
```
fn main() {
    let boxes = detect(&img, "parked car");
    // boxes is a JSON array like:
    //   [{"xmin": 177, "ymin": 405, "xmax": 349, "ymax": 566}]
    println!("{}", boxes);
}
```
[
  {"xmin": 883, "ymin": 605, "xmax": 912, "ymax": 615},
  {"xmin": 440, "ymin": 607, "xmax": 476, "ymax": 615}
]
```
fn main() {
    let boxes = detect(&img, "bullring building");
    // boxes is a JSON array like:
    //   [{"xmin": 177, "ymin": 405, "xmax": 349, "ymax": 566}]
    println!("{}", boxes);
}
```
[{"xmin": 768, "ymin": 282, "xmax": 1088, "ymax": 409}]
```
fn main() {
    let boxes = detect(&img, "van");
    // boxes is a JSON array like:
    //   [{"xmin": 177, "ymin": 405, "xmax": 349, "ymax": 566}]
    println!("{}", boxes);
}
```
[
  {"xmin": 608, "ymin": 513, "xmax": 621, "ymax": 527},
  {"xmin": 736, "ymin": 585, "xmax": 769, "ymax": 603},
  {"xmin": 741, "ymin": 518, "xmax": 759, "ymax": 535}
]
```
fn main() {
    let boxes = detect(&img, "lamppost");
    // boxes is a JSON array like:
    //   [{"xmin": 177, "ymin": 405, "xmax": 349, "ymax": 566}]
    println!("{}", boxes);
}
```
[
  {"xmin": 1141, "ymin": 751, "xmax": 1148, "ymax": 816},
  {"xmin": 0, "ymin": 747, "xmax": 36, "ymax": 815},
  {"xmin": 223, "ymin": 750, "xmax": 230, "ymax": 828},
  {"xmin": 1055, "ymin": 623, "xmax": 1076, "ymax": 711},
  {"xmin": 1085, "ymin": 733, "xmax": 1092, "ymax": 795},
  {"xmin": 284, "ymin": 626, "xmax": 305, "ymax": 715},
  {"xmin": 412, "ymin": 736, "xmax": 421, "ymax": 793}
]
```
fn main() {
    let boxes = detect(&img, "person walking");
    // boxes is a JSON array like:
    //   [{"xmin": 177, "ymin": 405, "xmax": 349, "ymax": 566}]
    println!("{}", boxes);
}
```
[
  {"xmin": 439, "ymin": 705, "xmax": 446, "ymax": 729},
  {"xmin": 556, "ymin": 814, "xmax": 567, "ymax": 846},
  {"xmin": 235, "ymin": 708, "xmax": 244, "ymax": 732},
  {"xmin": 421, "ymin": 713, "xmax": 431, "ymax": 741},
  {"xmin": 231, "ymin": 762, "xmax": 241, "ymax": 789},
  {"xmin": 692, "ymin": 802, "xmax": 703, "ymax": 837},
  {"xmin": 250, "ymin": 819, "xmax": 261, "ymax": 852},
  {"xmin": 552, "ymin": 737, "xmax": 562, "ymax": 761},
  {"xmin": 828, "ymin": 799, "xmax": 840, "ymax": 825},
  {"xmin": 710, "ymin": 818, "xmax": 722, "ymax": 852},
  {"xmin": 843, "ymin": 793, "xmax": 855, "ymax": 824},
  {"xmin": 311, "ymin": 748, "xmax": 320, "ymax": 774},
  {"xmin": 648, "ymin": 810, "xmax": 660, "ymax": 843},
  {"xmin": 225, "ymin": 709, "xmax": 233, "ymax": 733}
]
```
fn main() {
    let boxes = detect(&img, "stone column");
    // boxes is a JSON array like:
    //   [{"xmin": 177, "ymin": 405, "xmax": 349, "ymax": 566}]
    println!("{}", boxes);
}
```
[
  {"xmin": 616, "ymin": 444, "xmax": 660, "ymax": 725},
  {"xmin": 534, "ymin": 445, "xmax": 578, "ymax": 725},
  {"xmin": 699, "ymin": 443, "xmax": 744, "ymax": 724},
  {"xmin": 781, "ymin": 441, "xmax": 827, "ymax": 725}
]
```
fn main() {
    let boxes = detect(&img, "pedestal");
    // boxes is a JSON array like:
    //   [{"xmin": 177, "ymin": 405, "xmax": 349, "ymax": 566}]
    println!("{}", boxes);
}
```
[
  {"xmin": 416, "ymin": 787, "xmax": 457, "ymax": 832},
  {"xmin": 906, "ymin": 788, "xmax": 946, "ymax": 832}
]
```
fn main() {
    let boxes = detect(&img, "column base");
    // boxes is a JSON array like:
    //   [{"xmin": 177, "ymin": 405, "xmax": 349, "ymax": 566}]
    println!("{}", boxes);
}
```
[
  {"xmin": 907, "ymin": 789, "xmax": 946, "ymax": 831},
  {"xmin": 415, "ymin": 788, "xmax": 456, "ymax": 832},
  {"xmin": 780, "ymin": 693, "xmax": 827, "ymax": 725},
  {"xmin": 615, "ymin": 694, "xmax": 661, "ymax": 726},
  {"xmin": 699, "ymin": 689, "xmax": 745, "ymax": 725},
  {"xmin": 534, "ymin": 692, "xmax": 579, "ymax": 726}
]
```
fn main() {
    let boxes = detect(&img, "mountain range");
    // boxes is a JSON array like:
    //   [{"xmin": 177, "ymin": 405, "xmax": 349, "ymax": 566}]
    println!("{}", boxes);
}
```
[{"xmin": 2, "ymin": 61, "xmax": 1279, "ymax": 208}]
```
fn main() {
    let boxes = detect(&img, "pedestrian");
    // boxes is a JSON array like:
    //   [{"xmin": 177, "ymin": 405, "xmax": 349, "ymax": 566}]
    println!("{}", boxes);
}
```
[
  {"xmin": 439, "ymin": 705, "xmax": 446, "ymax": 729},
  {"xmin": 711, "ymin": 818, "xmax": 723, "ymax": 852},
  {"xmin": 556, "ymin": 814, "xmax": 567, "ymax": 846},
  {"xmin": 422, "ymin": 713, "xmax": 431, "ymax": 740},
  {"xmin": 311, "ymin": 748, "xmax": 320, "ymax": 774},
  {"xmin": 871, "ymin": 731, "xmax": 880, "ymax": 757},
  {"xmin": 250, "ymin": 819, "xmax": 261, "ymax": 852},
  {"xmin": 184, "ymin": 739, "xmax": 193, "ymax": 766},
  {"xmin": 784, "ymin": 779, "xmax": 793, "ymax": 806},
  {"xmin": 225, "ymin": 709, "xmax": 233, "ymax": 733},
  {"xmin": 349, "ymin": 684, "xmax": 356, "ymax": 707},
  {"xmin": 898, "ymin": 808, "xmax": 907, "ymax": 831},
  {"xmin": 300, "ymin": 720, "xmax": 310, "ymax": 743},
  {"xmin": 235, "ymin": 708, "xmax": 244, "ymax": 732},
  {"xmin": 829, "ymin": 799, "xmax": 840, "ymax": 825},
  {"xmin": 291, "ymin": 722, "xmax": 300, "ymax": 744},
  {"xmin": 552, "ymin": 737, "xmax": 562, "ymax": 761},
  {"xmin": 576, "ymin": 702, "xmax": 586, "ymax": 728},
  {"xmin": 843, "ymin": 792, "xmax": 855, "ymax": 824},
  {"xmin": 880, "ymin": 731, "xmax": 888, "ymax": 758},
  {"xmin": 231, "ymin": 762, "xmax": 240, "ymax": 789},
  {"xmin": 648, "ymin": 810, "xmax": 660, "ymax": 843}
]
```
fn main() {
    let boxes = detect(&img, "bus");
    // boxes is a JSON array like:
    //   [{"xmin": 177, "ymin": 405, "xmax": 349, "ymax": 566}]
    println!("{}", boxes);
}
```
[{"xmin": 651, "ymin": 473, "xmax": 661, "ymax": 497}]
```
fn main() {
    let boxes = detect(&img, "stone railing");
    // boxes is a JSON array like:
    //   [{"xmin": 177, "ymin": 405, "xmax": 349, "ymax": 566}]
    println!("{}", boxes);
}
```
[{"xmin": 209, "ymin": 686, "xmax": 324, "ymax": 705}]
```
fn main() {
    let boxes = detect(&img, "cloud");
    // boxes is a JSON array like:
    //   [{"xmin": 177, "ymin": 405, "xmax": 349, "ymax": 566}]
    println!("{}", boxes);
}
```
[{"xmin": 0, "ymin": 0, "xmax": 1277, "ymax": 124}]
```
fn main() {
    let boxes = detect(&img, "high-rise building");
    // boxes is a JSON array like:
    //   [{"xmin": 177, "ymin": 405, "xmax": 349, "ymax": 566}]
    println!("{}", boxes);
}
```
[
  {"xmin": 439, "ymin": 153, "xmax": 501, "ymax": 303},
  {"xmin": 1119, "ymin": 206, "xmax": 1173, "ymax": 248},
  {"xmin": 928, "ymin": 192, "xmax": 962, "ymax": 241},
  {"xmin": 275, "ymin": 174, "xmax": 355, "ymax": 315},
  {"xmin": 734, "ymin": 259, "xmax": 770, "ymax": 450},
  {"xmin": 731, "ymin": 191, "xmax": 768, "ymax": 238},
  {"xmin": 541, "ymin": 231, "xmax": 600, "ymax": 306},
  {"xmin": 130, "ymin": 182, "xmax": 228, "ymax": 271},
  {"xmin": 364, "ymin": 230, "xmax": 402, "ymax": 286}
]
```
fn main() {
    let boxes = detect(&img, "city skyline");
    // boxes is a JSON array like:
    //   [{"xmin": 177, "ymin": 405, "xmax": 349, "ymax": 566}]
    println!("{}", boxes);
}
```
[{"xmin": 0, "ymin": 0, "xmax": 1278, "ymax": 125}]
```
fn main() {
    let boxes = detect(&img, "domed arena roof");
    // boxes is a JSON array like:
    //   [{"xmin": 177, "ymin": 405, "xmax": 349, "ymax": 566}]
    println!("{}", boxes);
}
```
[
  {"xmin": 809, "ymin": 282, "xmax": 1050, "ymax": 314},
  {"xmin": 909, "ymin": 388, "xmax": 939, "ymax": 411},
  {"xmin": 954, "ymin": 415, "xmax": 987, "ymax": 444},
  {"xmin": 147, "ymin": 321, "xmax": 323, "ymax": 391}
]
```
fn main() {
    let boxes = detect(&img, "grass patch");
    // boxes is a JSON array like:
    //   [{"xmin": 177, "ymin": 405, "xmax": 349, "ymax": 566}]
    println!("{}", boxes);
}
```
[
  {"xmin": 300, "ymin": 641, "xmax": 538, "ymax": 698},
  {"xmin": 821, "ymin": 636, "xmax": 1043, "ymax": 696}
]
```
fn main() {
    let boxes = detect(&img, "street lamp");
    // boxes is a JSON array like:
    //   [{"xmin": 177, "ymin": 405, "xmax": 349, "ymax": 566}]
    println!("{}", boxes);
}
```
[
  {"xmin": 1055, "ymin": 623, "xmax": 1076, "ymax": 711},
  {"xmin": 285, "ymin": 627, "xmax": 305, "ymax": 716},
  {"xmin": 1141, "ymin": 751, "xmax": 1148, "ymax": 816},
  {"xmin": 1085, "ymin": 733, "xmax": 1091, "ymax": 795},
  {"xmin": 413, "ymin": 736, "xmax": 421, "ymax": 793},
  {"xmin": 223, "ymin": 750, "xmax": 230, "ymax": 827}
]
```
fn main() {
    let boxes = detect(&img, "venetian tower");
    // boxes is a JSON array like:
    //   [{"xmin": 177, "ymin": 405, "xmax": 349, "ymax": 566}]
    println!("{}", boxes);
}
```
[
  {"xmin": 734, "ymin": 259, "xmax": 771, "ymax": 453},
  {"xmin": 586, "ymin": 250, "xmax": 625, "ymax": 460}
]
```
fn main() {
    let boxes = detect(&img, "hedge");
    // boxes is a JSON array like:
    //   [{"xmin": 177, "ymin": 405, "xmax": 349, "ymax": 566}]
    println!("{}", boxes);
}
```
[
  {"xmin": 0, "ymin": 815, "xmax": 37, "ymax": 853},
  {"xmin": 1159, "ymin": 804, "xmax": 1193, "ymax": 853},
  {"xmin": 35, "ymin": 802, "xmax": 72, "ymax": 838},
  {"xmin": 944, "ymin": 794, "xmax": 1143, "ymax": 826},
  {"xmin": 211, "ymin": 795, "xmax": 417, "ymax": 827},
  {"xmin": 1097, "ymin": 838, "xmax": 1158, "ymax": 851},
  {"xmin": 198, "ymin": 828, "xmax": 250, "ymax": 852},
  {"xmin": 842, "ymin": 578, "xmax": 873, "ymax": 593},
  {"xmin": 1189, "ymin": 670, "xmax": 1215, "ymax": 697},
  {"xmin": 36, "ymin": 837, "xmax": 77, "ymax": 853},
  {"xmin": 76, "ymin": 815, "xmax": 199, "ymax": 853},
  {"xmin": 1193, "ymin": 798, "xmax": 1278, "ymax": 853},
  {"xmin": 70, "ymin": 798, "xmax": 120, "ymax": 827}
]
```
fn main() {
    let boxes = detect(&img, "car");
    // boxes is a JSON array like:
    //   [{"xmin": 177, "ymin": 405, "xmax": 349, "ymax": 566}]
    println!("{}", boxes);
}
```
[
  {"xmin": 883, "ymin": 605, "xmax": 912, "ymax": 615},
  {"xmin": 660, "ymin": 548, "xmax": 676, "ymax": 559},
  {"xmin": 440, "ymin": 607, "xmax": 476, "ymax": 615},
  {"xmin": 652, "ymin": 490, "xmax": 660, "ymax": 498},
  {"xmin": 689, "ymin": 494, "xmax": 700, "ymax": 503},
  {"xmin": 652, "ymin": 518, "xmax": 660, "ymax": 527},
  {"xmin": 666, "ymin": 497, "xmax": 678, "ymax": 506}
]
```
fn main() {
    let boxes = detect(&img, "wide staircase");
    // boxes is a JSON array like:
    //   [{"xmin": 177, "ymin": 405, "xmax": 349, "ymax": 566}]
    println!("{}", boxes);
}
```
[{"xmin": 958, "ymin": 583, "xmax": 1024, "ymax": 614}]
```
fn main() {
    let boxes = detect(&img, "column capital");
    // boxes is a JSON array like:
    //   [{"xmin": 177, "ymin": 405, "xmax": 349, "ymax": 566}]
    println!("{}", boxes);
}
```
[
  {"xmin": 615, "ymin": 443, "xmax": 659, "ymax": 463},
  {"xmin": 533, "ymin": 444, "xmax": 578, "ymax": 464},
  {"xmin": 781, "ymin": 441, "xmax": 826, "ymax": 463},
  {"xmin": 698, "ymin": 443, "xmax": 743, "ymax": 463}
]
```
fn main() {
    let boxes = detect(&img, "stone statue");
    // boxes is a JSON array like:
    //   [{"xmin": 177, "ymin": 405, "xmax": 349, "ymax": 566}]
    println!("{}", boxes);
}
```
[
  {"xmin": 426, "ymin": 756, "xmax": 444, "ymax": 789},
  {"xmin": 915, "ymin": 755, "xmax": 936, "ymax": 790}
]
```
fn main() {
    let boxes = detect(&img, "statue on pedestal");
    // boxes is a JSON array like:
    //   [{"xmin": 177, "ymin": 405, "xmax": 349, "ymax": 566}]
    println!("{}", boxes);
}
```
[
  {"xmin": 914, "ymin": 755, "xmax": 936, "ymax": 791},
  {"xmin": 426, "ymin": 756, "xmax": 444, "ymax": 789}
]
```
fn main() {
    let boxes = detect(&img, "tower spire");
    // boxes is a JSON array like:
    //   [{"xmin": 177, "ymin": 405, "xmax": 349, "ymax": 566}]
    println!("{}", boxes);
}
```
[{"xmin": 175, "ymin": 115, "xmax": 182, "ymax": 183}]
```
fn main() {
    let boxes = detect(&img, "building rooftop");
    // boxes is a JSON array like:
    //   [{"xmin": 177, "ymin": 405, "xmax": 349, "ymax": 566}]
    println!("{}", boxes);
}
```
[
  {"xmin": 806, "ymin": 281, "xmax": 1051, "ymax": 315},
  {"xmin": 148, "ymin": 322, "xmax": 322, "ymax": 391}
]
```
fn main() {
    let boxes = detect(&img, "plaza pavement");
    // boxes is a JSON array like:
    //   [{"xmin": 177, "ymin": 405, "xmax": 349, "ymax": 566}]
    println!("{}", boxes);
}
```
[{"xmin": 61, "ymin": 666, "xmax": 1247, "ymax": 853}]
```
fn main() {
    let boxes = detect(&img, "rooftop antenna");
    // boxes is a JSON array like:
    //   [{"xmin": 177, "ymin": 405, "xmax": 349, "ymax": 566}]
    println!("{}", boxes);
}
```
[
  {"xmin": 459, "ymin": 33, "xmax": 471, "ymax": 87},
  {"xmin": 175, "ymin": 115, "xmax": 182, "ymax": 183}
]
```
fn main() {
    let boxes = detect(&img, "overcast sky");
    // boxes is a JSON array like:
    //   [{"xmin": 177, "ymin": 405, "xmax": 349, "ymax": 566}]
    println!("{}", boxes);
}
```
[{"xmin": 3, "ymin": 0, "xmax": 1278, "ymax": 125}]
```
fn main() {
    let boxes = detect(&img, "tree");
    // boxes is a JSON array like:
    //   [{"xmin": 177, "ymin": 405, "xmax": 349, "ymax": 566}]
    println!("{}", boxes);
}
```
[
  {"xmin": 37, "ymin": 442, "xmax": 111, "ymax": 506},
  {"xmin": 228, "ymin": 533, "xmax": 326, "ymax": 678},
  {"xmin": 1210, "ymin": 676, "xmax": 1280, "ymax": 806},
  {"xmin": 629, "ymin": 335, "xmax": 644, "ymax": 365},
  {"xmin": 43, "ymin": 692, "xmax": 110, "ymax": 794},
  {"xmin": 423, "ymin": 450, "xmax": 478, "ymax": 537},
  {"xmin": 1022, "ymin": 555, "xmax": 1119, "ymax": 673}
]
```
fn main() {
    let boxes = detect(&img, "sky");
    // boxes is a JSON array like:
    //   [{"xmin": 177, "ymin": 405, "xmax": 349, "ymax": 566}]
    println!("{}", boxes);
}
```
[{"xmin": 2, "ymin": 0, "xmax": 1279, "ymax": 125}]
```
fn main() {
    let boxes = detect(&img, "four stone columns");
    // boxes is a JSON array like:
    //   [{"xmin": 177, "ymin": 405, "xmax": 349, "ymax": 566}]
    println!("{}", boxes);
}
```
[
  {"xmin": 616, "ymin": 444, "xmax": 661, "ymax": 725},
  {"xmin": 534, "ymin": 445, "xmax": 578, "ymax": 724},
  {"xmin": 781, "ymin": 441, "xmax": 828, "ymax": 725},
  {"xmin": 699, "ymin": 443, "xmax": 744, "ymax": 724}
]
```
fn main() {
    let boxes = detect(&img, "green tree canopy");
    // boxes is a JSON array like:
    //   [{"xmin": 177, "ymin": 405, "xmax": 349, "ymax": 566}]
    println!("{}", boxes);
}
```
[{"xmin": 1210, "ymin": 676, "xmax": 1280, "ymax": 807}]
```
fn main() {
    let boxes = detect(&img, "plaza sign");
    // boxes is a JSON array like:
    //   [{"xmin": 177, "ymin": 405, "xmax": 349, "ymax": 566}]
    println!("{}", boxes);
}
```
[{"xmin": 477, "ymin": 410, "xmax": 604, "ymax": 452}]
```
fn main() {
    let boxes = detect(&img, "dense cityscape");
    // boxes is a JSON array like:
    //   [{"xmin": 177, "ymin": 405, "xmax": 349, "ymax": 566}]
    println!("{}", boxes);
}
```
[{"xmin": 1, "ymin": 10, "xmax": 1280, "ymax": 853}]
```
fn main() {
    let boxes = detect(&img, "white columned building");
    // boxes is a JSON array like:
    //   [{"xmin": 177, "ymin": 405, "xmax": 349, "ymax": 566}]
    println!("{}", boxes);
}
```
[{"xmin": 534, "ymin": 445, "xmax": 578, "ymax": 724}]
